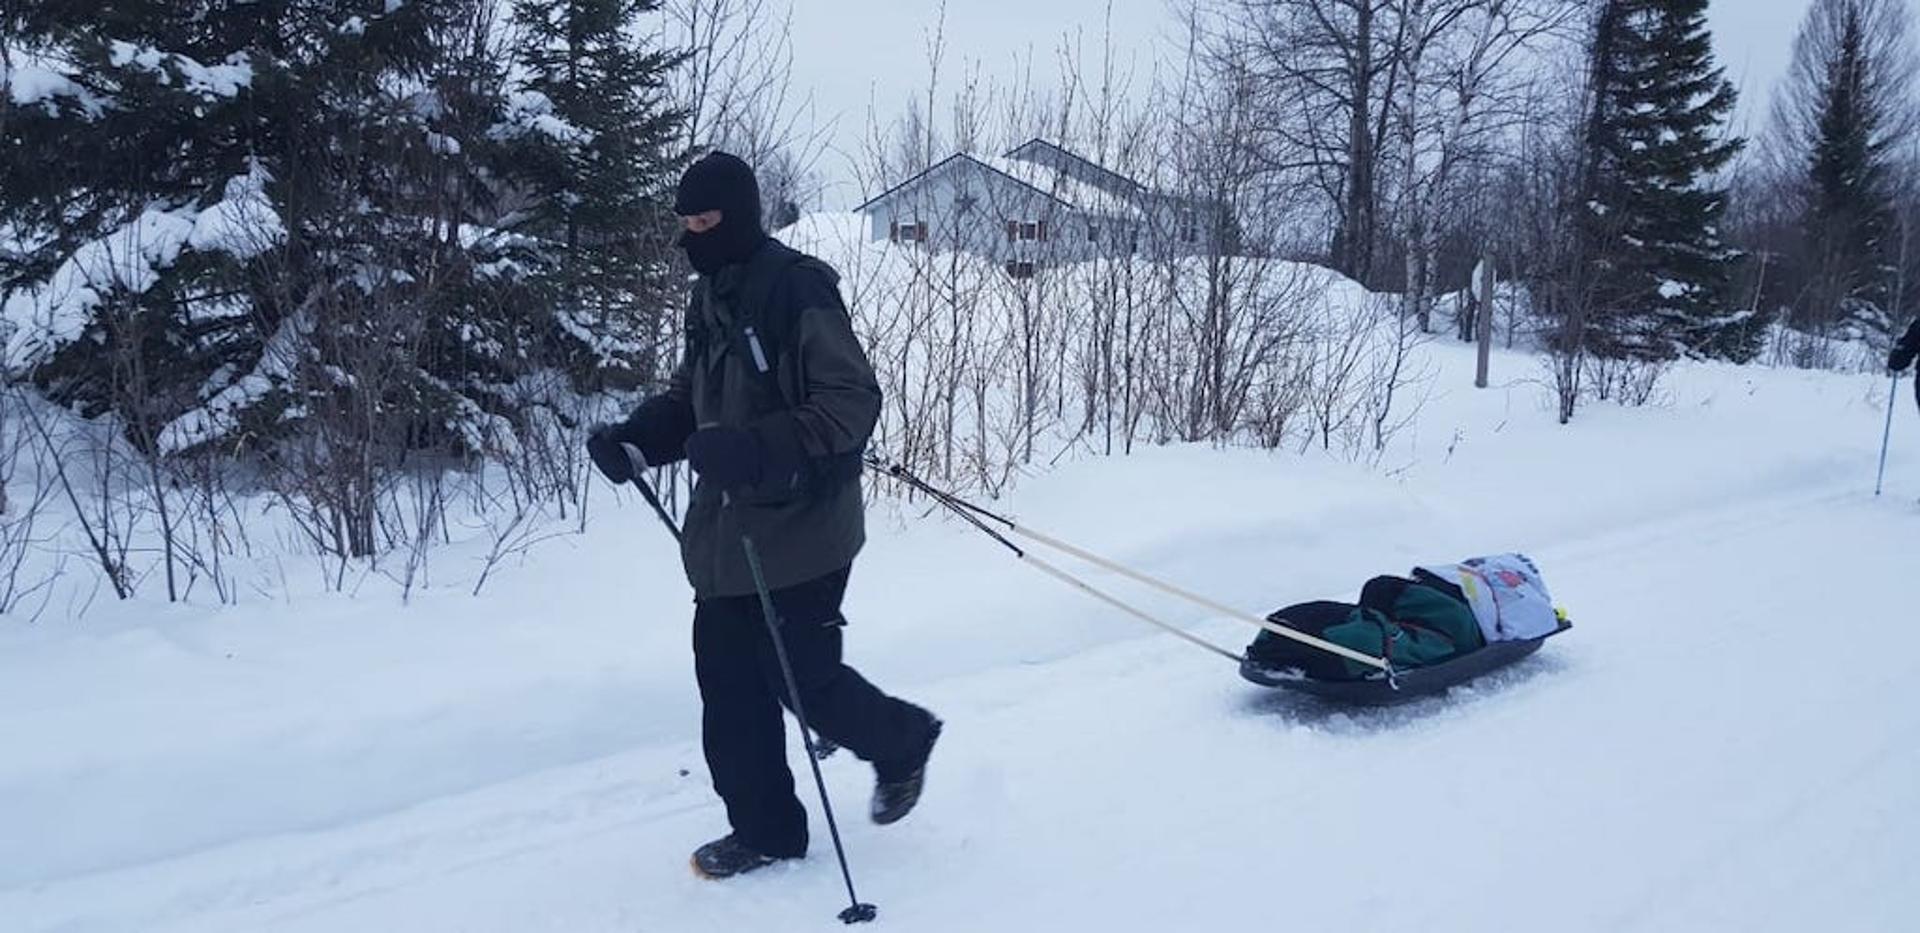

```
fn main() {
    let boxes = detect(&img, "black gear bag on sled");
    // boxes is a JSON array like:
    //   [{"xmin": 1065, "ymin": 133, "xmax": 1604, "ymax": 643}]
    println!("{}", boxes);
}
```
[{"xmin": 1239, "ymin": 554, "xmax": 1572, "ymax": 706}]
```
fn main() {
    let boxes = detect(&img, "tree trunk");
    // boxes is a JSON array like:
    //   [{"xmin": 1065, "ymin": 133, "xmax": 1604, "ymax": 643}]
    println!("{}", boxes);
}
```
[
  {"xmin": 1341, "ymin": 1, "xmax": 1379, "ymax": 286},
  {"xmin": 1476, "ymin": 256, "xmax": 1495, "ymax": 388}
]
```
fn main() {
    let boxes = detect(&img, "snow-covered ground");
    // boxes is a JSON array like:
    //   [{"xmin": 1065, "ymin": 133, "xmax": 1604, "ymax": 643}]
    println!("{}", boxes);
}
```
[{"xmin": 5, "ymin": 335, "xmax": 1917, "ymax": 932}]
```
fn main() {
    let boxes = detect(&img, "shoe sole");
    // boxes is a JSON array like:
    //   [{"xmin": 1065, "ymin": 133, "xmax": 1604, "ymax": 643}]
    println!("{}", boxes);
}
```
[{"xmin": 690, "ymin": 852, "xmax": 791, "ymax": 880}]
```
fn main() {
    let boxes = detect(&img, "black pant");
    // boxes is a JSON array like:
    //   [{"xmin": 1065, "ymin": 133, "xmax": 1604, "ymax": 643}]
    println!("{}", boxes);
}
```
[{"xmin": 693, "ymin": 566, "xmax": 932, "ymax": 857}]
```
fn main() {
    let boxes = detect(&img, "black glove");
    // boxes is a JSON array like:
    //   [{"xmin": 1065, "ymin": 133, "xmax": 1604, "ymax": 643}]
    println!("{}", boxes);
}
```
[
  {"xmin": 587, "ymin": 423, "xmax": 644, "ymax": 484},
  {"xmin": 684, "ymin": 425, "xmax": 764, "ymax": 490}
]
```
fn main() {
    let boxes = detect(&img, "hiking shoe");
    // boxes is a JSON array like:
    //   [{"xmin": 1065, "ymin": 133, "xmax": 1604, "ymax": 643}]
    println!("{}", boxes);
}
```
[
  {"xmin": 690, "ymin": 835, "xmax": 793, "ymax": 879},
  {"xmin": 872, "ymin": 717, "xmax": 942, "ymax": 825}
]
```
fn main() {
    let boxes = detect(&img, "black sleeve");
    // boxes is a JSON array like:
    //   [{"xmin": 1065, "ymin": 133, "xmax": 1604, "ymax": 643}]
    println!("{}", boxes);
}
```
[
  {"xmin": 618, "ymin": 353, "xmax": 695, "ymax": 467},
  {"xmin": 1893, "ymin": 320, "xmax": 1920, "ymax": 372}
]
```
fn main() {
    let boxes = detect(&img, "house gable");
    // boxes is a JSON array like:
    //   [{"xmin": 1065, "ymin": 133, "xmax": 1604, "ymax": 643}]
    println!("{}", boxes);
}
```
[{"xmin": 855, "ymin": 153, "xmax": 1075, "ymax": 216}]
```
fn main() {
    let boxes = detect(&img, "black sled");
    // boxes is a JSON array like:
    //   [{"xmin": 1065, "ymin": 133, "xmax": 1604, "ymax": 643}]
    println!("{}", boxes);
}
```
[{"xmin": 1239, "ymin": 620, "xmax": 1571, "ymax": 706}]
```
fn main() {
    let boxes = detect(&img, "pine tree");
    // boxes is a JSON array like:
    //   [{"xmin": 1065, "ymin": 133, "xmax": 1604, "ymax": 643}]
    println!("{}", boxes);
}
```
[
  {"xmin": 2, "ymin": 2, "xmax": 537, "ymax": 557},
  {"xmin": 500, "ymin": 0, "xmax": 687, "ymax": 392},
  {"xmin": 1576, "ymin": 0, "xmax": 1745, "ymax": 361},
  {"xmin": 0, "ymin": 0, "xmax": 485, "ymax": 446},
  {"xmin": 0, "ymin": 1, "xmax": 281, "ymax": 435},
  {"xmin": 1803, "ymin": 1, "xmax": 1898, "ymax": 337},
  {"xmin": 0, "ymin": 2, "xmax": 655, "ymax": 447}
]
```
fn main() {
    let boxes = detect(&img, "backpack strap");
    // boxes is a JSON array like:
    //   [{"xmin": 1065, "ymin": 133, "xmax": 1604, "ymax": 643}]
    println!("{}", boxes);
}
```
[
  {"xmin": 727, "ymin": 242, "xmax": 865, "ymax": 495},
  {"xmin": 731, "ymin": 241, "xmax": 811, "ymax": 405}
]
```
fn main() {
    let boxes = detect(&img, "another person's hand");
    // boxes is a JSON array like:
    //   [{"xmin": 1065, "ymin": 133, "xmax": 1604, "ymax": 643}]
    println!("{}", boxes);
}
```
[{"xmin": 685, "ymin": 426, "xmax": 764, "ymax": 489}]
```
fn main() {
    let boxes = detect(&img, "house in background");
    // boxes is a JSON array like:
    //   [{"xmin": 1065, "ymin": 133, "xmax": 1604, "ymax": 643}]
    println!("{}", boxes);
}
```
[{"xmin": 855, "ymin": 139, "xmax": 1226, "ymax": 277}]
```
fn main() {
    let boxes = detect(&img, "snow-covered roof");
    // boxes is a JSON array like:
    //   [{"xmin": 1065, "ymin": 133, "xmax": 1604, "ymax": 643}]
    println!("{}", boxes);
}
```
[
  {"xmin": 1003, "ymin": 138, "xmax": 1148, "ymax": 199},
  {"xmin": 971, "ymin": 154, "xmax": 1144, "ymax": 219},
  {"xmin": 857, "ymin": 145, "xmax": 1147, "ymax": 220},
  {"xmin": 856, "ymin": 153, "xmax": 1065, "ymax": 214}
]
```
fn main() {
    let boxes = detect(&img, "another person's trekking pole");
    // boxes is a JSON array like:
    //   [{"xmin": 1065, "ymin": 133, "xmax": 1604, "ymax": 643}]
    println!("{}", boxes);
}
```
[
  {"xmin": 739, "ymin": 528, "xmax": 876, "ymax": 925},
  {"xmin": 1878, "ymin": 373, "xmax": 1899, "ymax": 497}
]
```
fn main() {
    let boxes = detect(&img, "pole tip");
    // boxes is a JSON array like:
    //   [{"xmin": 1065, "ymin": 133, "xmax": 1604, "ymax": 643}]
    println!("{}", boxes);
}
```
[{"xmin": 839, "ymin": 903, "xmax": 878, "ymax": 924}]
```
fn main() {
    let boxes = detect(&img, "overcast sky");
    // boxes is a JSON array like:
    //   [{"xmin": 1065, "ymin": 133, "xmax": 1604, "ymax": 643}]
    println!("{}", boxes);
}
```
[{"xmin": 784, "ymin": 0, "xmax": 1920, "ymax": 208}]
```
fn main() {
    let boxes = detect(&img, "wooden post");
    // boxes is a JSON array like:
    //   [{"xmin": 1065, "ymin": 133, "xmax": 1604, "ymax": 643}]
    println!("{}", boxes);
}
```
[{"xmin": 1475, "ymin": 256, "xmax": 1495, "ymax": 388}]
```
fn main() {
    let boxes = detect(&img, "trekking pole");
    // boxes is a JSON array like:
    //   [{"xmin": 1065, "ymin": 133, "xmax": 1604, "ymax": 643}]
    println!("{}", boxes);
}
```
[
  {"xmin": 739, "ymin": 529, "xmax": 876, "ymax": 925},
  {"xmin": 1878, "ymin": 372, "xmax": 1900, "ymax": 496},
  {"xmin": 620, "ymin": 444, "xmax": 683, "ymax": 542}
]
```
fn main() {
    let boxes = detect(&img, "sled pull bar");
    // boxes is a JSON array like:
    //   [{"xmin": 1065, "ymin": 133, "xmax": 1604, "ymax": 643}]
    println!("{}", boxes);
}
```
[
  {"xmin": 1023, "ymin": 551, "xmax": 1246, "ymax": 663},
  {"xmin": 978, "ymin": 511, "xmax": 1390, "ymax": 672},
  {"xmin": 865, "ymin": 456, "xmax": 1390, "ymax": 672},
  {"xmin": 865, "ymin": 456, "xmax": 1244, "ymax": 661}
]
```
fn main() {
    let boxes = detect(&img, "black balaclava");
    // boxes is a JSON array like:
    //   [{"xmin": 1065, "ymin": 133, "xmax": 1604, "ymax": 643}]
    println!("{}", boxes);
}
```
[{"xmin": 674, "ymin": 151, "xmax": 768, "ymax": 277}]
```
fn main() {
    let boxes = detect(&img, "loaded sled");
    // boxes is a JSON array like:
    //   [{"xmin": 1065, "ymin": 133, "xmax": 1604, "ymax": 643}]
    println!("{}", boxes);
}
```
[
  {"xmin": 867, "ymin": 459, "xmax": 1572, "ymax": 707},
  {"xmin": 1239, "ymin": 555, "xmax": 1571, "ymax": 705}
]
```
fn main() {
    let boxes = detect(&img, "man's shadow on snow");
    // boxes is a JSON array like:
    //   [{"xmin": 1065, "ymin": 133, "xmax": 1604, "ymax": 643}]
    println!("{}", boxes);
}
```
[{"xmin": 1235, "ymin": 651, "xmax": 1572, "ymax": 734}]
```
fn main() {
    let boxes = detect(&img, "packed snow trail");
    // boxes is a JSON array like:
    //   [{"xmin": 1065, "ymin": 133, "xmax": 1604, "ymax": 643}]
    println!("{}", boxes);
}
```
[{"xmin": 8, "ymin": 483, "xmax": 1918, "ymax": 933}]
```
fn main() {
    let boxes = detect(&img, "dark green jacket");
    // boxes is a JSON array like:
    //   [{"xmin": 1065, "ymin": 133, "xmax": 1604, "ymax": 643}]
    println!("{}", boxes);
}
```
[{"xmin": 626, "ymin": 239, "xmax": 881, "ymax": 599}]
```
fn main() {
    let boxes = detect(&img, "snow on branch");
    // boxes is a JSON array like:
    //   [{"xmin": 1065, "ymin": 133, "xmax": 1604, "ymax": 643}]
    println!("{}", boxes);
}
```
[
  {"xmin": 107, "ymin": 42, "xmax": 254, "ymax": 100},
  {"xmin": 489, "ymin": 91, "xmax": 593, "ymax": 146},
  {"xmin": 3, "ymin": 61, "xmax": 107, "ymax": 118},
  {"xmin": 2, "ymin": 162, "xmax": 285, "ymax": 368}
]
